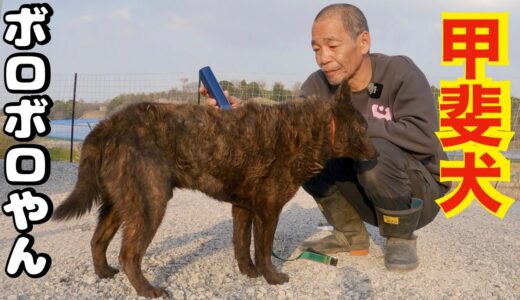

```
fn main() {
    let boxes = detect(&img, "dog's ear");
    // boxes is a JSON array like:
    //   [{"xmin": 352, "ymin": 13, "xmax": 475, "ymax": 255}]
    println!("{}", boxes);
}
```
[
  {"xmin": 331, "ymin": 80, "xmax": 378, "ymax": 160},
  {"xmin": 333, "ymin": 80, "xmax": 356, "ymax": 117}
]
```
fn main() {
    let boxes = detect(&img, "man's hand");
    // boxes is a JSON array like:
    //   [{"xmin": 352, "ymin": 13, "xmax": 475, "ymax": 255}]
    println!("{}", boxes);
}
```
[{"xmin": 199, "ymin": 86, "xmax": 240, "ymax": 109}]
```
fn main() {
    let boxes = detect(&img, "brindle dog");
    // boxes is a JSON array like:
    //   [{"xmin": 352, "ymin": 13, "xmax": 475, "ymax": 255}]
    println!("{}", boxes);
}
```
[{"xmin": 53, "ymin": 81, "xmax": 377, "ymax": 298}]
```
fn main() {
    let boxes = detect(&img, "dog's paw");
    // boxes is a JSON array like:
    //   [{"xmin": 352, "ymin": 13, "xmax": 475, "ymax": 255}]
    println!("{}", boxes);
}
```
[
  {"xmin": 138, "ymin": 286, "xmax": 169, "ymax": 298},
  {"xmin": 238, "ymin": 263, "xmax": 260, "ymax": 278},
  {"xmin": 264, "ymin": 272, "xmax": 289, "ymax": 285},
  {"xmin": 96, "ymin": 266, "xmax": 119, "ymax": 279}
]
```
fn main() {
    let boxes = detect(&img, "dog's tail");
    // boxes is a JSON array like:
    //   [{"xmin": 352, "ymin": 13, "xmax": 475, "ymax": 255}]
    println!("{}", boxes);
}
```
[{"xmin": 53, "ymin": 127, "xmax": 104, "ymax": 221}]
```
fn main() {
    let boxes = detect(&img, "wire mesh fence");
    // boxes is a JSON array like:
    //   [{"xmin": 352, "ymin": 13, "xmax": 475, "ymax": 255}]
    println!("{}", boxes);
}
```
[
  {"xmin": 1, "ymin": 72, "xmax": 519, "ymax": 198},
  {"xmin": 1, "ymin": 72, "xmax": 519, "ymax": 147},
  {"xmin": 0, "ymin": 72, "xmax": 305, "ymax": 161},
  {"xmin": 1, "ymin": 72, "xmax": 305, "ymax": 145},
  {"xmin": 1, "ymin": 73, "xmax": 302, "ymax": 105}
]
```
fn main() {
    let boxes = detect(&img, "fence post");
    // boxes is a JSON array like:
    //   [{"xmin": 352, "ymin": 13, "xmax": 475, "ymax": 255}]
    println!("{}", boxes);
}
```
[
  {"xmin": 197, "ymin": 77, "xmax": 201, "ymax": 105},
  {"xmin": 69, "ymin": 73, "xmax": 77, "ymax": 163}
]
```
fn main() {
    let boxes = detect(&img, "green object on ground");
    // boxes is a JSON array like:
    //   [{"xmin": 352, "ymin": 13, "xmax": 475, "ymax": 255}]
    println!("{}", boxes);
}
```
[{"xmin": 272, "ymin": 248, "xmax": 338, "ymax": 266}]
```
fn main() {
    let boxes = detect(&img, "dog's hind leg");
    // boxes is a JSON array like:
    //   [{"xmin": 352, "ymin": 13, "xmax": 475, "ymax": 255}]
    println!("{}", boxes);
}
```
[
  {"xmin": 253, "ymin": 205, "xmax": 290, "ymax": 285},
  {"xmin": 232, "ymin": 204, "xmax": 259, "ymax": 278},
  {"xmin": 91, "ymin": 199, "xmax": 121, "ymax": 279},
  {"xmin": 116, "ymin": 163, "xmax": 172, "ymax": 298}
]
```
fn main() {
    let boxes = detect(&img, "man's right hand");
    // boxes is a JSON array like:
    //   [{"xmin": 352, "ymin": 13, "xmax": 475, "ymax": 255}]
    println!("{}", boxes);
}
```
[{"xmin": 200, "ymin": 86, "xmax": 240, "ymax": 109}]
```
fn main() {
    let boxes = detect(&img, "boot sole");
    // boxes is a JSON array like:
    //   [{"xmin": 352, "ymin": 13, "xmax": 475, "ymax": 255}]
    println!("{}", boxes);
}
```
[
  {"xmin": 385, "ymin": 261, "xmax": 419, "ymax": 272},
  {"xmin": 349, "ymin": 249, "xmax": 369, "ymax": 256}
]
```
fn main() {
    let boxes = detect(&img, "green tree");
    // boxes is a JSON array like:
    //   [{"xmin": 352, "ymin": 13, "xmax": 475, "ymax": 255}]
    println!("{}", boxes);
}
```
[
  {"xmin": 247, "ymin": 81, "xmax": 262, "ymax": 98},
  {"xmin": 272, "ymin": 81, "xmax": 290, "ymax": 102},
  {"xmin": 219, "ymin": 80, "xmax": 235, "ymax": 95}
]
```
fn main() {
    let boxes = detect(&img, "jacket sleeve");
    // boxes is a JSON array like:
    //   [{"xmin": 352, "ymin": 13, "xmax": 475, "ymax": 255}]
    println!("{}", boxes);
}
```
[{"xmin": 367, "ymin": 68, "xmax": 440, "ymax": 160}]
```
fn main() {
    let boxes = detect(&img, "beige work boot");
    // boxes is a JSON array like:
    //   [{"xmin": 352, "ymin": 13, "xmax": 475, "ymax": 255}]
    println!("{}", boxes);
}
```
[{"xmin": 300, "ymin": 190, "xmax": 369, "ymax": 255}]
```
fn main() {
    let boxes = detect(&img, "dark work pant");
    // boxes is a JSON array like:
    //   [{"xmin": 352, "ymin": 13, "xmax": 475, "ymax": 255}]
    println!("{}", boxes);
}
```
[{"xmin": 303, "ymin": 138, "xmax": 447, "ymax": 229}]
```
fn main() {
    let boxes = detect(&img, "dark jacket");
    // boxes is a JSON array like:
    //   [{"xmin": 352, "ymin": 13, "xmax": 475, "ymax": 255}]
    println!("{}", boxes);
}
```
[{"xmin": 300, "ymin": 53, "xmax": 451, "ymax": 189}]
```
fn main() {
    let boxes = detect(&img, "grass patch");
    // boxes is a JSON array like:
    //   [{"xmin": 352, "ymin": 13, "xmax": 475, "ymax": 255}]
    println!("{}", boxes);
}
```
[
  {"xmin": 0, "ymin": 134, "xmax": 16, "ymax": 158},
  {"xmin": 48, "ymin": 147, "xmax": 81, "ymax": 163},
  {"xmin": 1, "ymin": 134, "xmax": 80, "ymax": 162}
]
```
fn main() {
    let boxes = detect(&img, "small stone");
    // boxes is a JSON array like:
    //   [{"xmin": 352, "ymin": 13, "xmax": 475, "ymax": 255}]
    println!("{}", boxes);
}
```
[
  {"xmin": 246, "ymin": 287, "xmax": 255, "ymax": 295},
  {"xmin": 190, "ymin": 276, "xmax": 200, "ymax": 285},
  {"xmin": 256, "ymin": 292, "xmax": 265, "ymax": 300},
  {"xmin": 277, "ymin": 290, "xmax": 286, "ymax": 299},
  {"xmin": 327, "ymin": 271, "xmax": 337, "ymax": 280},
  {"xmin": 173, "ymin": 290, "xmax": 185, "ymax": 299},
  {"xmin": 83, "ymin": 275, "xmax": 97, "ymax": 285}
]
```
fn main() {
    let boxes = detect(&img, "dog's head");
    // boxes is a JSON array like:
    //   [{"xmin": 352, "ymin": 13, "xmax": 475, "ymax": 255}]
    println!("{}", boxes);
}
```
[{"xmin": 330, "ymin": 80, "xmax": 378, "ymax": 160}]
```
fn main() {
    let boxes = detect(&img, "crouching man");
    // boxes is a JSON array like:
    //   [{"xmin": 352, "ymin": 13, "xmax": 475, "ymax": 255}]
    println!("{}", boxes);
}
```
[{"xmin": 299, "ymin": 3, "xmax": 451, "ymax": 271}]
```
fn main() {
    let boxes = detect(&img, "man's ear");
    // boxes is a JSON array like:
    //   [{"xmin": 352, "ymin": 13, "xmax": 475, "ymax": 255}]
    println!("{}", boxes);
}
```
[{"xmin": 358, "ymin": 31, "xmax": 371, "ymax": 55}]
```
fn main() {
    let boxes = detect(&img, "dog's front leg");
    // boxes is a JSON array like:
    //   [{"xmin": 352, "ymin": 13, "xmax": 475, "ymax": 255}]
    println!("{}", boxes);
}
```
[
  {"xmin": 253, "ymin": 209, "xmax": 289, "ymax": 285},
  {"xmin": 232, "ymin": 204, "xmax": 259, "ymax": 278}
]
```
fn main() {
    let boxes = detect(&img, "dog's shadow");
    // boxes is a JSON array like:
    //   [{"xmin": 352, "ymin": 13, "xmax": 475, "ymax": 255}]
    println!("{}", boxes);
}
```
[
  {"xmin": 147, "ymin": 202, "xmax": 325, "ymax": 279},
  {"xmin": 146, "ymin": 201, "xmax": 382, "ymax": 296}
]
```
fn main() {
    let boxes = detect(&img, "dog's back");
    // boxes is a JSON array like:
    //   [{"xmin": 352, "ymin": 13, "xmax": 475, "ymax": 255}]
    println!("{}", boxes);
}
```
[{"xmin": 54, "ymin": 99, "xmax": 333, "ymax": 218}]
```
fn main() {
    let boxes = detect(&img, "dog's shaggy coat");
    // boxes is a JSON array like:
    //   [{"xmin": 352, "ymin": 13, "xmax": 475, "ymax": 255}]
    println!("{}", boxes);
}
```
[{"xmin": 53, "ymin": 81, "xmax": 377, "ymax": 298}]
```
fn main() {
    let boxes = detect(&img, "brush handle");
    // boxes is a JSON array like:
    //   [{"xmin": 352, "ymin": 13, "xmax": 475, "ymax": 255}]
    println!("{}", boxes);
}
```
[{"xmin": 199, "ymin": 66, "xmax": 231, "ymax": 110}]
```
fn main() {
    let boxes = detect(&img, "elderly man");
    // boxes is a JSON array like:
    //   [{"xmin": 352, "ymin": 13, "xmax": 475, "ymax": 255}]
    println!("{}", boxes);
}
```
[{"xmin": 298, "ymin": 3, "xmax": 450, "ymax": 271}]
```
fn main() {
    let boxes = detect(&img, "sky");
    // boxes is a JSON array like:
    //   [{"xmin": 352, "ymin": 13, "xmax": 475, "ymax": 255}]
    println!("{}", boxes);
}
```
[{"xmin": 0, "ymin": 0, "xmax": 519, "ymax": 102}]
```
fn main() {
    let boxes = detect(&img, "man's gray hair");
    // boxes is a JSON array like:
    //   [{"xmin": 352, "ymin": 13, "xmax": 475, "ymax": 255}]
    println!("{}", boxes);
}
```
[{"xmin": 315, "ymin": 4, "xmax": 369, "ymax": 39}]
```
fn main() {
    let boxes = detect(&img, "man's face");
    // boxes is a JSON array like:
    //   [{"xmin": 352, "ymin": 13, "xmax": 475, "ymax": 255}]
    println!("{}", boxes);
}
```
[{"xmin": 311, "ymin": 15, "xmax": 367, "ymax": 85}]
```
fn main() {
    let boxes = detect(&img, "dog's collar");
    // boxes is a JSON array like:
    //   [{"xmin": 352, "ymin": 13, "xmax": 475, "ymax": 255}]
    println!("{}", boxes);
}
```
[{"xmin": 330, "ymin": 117, "xmax": 336, "ymax": 149}]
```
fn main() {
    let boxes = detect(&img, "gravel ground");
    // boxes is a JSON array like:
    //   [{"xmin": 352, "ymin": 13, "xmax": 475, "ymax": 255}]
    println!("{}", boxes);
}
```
[{"xmin": 1, "ymin": 160, "xmax": 519, "ymax": 299}]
